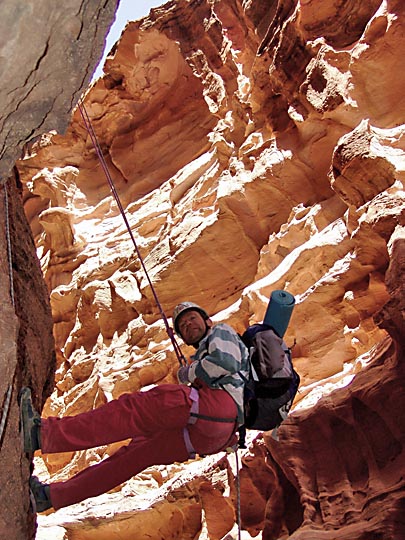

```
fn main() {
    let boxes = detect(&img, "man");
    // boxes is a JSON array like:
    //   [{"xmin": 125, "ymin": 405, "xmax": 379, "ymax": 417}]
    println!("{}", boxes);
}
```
[{"xmin": 21, "ymin": 302, "xmax": 249, "ymax": 512}]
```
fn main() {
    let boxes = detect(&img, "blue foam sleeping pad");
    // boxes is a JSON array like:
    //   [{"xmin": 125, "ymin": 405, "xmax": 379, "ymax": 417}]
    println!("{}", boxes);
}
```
[{"xmin": 263, "ymin": 290, "xmax": 295, "ymax": 338}]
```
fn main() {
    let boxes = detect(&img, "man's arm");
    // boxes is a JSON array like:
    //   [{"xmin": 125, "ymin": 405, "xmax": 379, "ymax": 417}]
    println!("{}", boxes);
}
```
[{"xmin": 188, "ymin": 324, "xmax": 245, "ymax": 386}]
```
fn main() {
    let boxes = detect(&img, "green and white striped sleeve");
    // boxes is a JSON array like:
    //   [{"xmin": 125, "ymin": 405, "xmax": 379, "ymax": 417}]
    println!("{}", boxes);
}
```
[{"xmin": 188, "ymin": 323, "xmax": 248, "ymax": 385}]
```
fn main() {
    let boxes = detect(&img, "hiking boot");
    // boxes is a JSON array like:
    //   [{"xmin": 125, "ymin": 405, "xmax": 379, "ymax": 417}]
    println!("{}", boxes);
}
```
[
  {"xmin": 29, "ymin": 476, "xmax": 52, "ymax": 513},
  {"xmin": 19, "ymin": 387, "xmax": 41, "ymax": 453}
]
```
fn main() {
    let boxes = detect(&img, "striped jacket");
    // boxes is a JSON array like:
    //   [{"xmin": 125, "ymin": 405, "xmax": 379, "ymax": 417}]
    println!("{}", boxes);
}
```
[{"xmin": 187, "ymin": 323, "xmax": 249, "ymax": 424}]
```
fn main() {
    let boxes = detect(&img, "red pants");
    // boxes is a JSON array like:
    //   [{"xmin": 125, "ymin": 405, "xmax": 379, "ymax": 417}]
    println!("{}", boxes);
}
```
[{"xmin": 41, "ymin": 385, "xmax": 238, "ymax": 509}]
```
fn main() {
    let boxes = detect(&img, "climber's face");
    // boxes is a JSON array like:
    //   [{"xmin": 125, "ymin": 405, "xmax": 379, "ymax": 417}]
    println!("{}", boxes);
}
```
[{"xmin": 177, "ymin": 310, "xmax": 211, "ymax": 346}]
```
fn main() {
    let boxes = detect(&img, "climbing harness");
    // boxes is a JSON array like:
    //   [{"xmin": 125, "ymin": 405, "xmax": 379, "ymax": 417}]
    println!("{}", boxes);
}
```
[
  {"xmin": 183, "ymin": 389, "xmax": 242, "ymax": 539},
  {"xmin": 0, "ymin": 181, "xmax": 17, "ymax": 448},
  {"xmin": 183, "ymin": 387, "xmax": 238, "ymax": 458},
  {"xmin": 77, "ymin": 99, "xmax": 186, "ymax": 366}
]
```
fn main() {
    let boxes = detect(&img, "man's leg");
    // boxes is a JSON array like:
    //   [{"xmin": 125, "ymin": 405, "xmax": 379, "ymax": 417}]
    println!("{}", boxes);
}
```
[
  {"xmin": 42, "ymin": 385, "xmax": 193, "ymax": 453},
  {"xmin": 32, "ymin": 385, "xmax": 240, "ymax": 509},
  {"xmin": 49, "ymin": 430, "xmax": 189, "ymax": 509}
]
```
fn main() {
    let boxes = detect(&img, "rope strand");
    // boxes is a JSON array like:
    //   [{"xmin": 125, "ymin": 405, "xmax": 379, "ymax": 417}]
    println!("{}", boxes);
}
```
[
  {"xmin": 4, "ymin": 183, "xmax": 15, "ymax": 306},
  {"xmin": 77, "ymin": 100, "xmax": 186, "ymax": 365},
  {"xmin": 0, "ymin": 181, "xmax": 16, "ymax": 448},
  {"xmin": 0, "ymin": 386, "xmax": 13, "ymax": 446},
  {"xmin": 235, "ymin": 447, "xmax": 242, "ymax": 540}
]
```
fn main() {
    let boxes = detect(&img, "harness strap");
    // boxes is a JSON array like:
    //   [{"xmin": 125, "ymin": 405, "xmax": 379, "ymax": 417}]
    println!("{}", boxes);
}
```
[
  {"xmin": 182, "ymin": 427, "xmax": 197, "ymax": 459},
  {"xmin": 183, "ymin": 387, "xmax": 199, "ymax": 458},
  {"xmin": 188, "ymin": 387, "xmax": 199, "ymax": 425},
  {"xmin": 189, "ymin": 412, "xmax": 237, "ymax": 423}
]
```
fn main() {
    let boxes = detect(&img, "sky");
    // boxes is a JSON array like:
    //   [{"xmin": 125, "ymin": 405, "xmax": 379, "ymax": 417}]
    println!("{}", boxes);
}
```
[{"xmin": 92, "ymin": 0, "xmax": 164, "ymax": 80}]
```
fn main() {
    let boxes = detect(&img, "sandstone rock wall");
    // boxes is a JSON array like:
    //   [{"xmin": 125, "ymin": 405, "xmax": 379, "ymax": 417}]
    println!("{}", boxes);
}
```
[
  {"xmin": 0, "ymin": 0, "xmax": 119, "ymax": 183},
  {"xmin": 0, "ymin": 176, "xmax": 56, "ymax": 540},
  {"xmin": 1, "ymin": 0, "xmax": 404, "ymax": 539},
  {"xmin": 0, "ymin": 2, "xmax": 118, "ymax": 539}
]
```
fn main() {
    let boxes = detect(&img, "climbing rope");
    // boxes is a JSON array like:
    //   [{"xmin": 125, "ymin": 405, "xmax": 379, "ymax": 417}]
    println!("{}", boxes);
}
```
[
  {"xmin": 0, "ymin": 181, "xmax": 16, "ymax": 447},
  {"xmin": 0, "ymin": 386, "xmax": 13, "ymax": 446},
  {"xmin": 77, "ymin": 99, "xmax": 186, "ymax": 366},
  {"xmin": 226, "ymin": 445, "xmax": 242, "ymax": 540},
  {"xmin": 4, "ymin": 182, "xmax": 15, "ymax": 306},
  {"xmin": 234, "ymin": 447, "xmax": 242, "ymax": 540}
]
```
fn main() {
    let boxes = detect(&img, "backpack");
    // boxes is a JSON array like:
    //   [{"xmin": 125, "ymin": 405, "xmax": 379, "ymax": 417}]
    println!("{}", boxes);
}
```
[{"xmin": 239, "ymin": 323, "xmax": 300, "ymax": 433}]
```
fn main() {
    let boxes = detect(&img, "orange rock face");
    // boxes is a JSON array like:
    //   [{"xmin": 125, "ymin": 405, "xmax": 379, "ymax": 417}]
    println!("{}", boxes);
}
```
[{"xmin": 0, "ymin": 0, "xmax": 404, "ymax": 539}]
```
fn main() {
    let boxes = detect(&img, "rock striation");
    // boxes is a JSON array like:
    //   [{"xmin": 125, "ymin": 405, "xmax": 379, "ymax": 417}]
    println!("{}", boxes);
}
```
[
  {"xmin": 0, "ymin": 0, "xmax": 404, "ymax": 539},
  {"xmin": 0, "ymin": 2, "xmax": 119, "ymax": 539}
]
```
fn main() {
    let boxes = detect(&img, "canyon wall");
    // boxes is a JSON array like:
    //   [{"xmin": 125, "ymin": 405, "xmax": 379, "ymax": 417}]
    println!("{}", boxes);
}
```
[
  {"xmin": 1, "ymin": 0, "xmax": 404, "ymax": 539},
  {"xmin": 0, "ymin": 2, "xmax": 118, "ymax": 539}
]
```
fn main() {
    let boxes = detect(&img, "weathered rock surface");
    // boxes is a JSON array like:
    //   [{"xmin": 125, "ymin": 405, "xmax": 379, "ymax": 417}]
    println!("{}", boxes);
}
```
[
  {"xmin": 0, "ymin": 0, "xmax": 119, "ymax": 183},
  {"xmin": 0, "ymin": 1, "xmax": 119, "ymax": 539},
  {"xmin": 0, "ymin": 0, "xmax": 404, "ymax": 539},
  {"xmin": 0, "ymin": 177, "xmax": 56, "ymax": 540}
]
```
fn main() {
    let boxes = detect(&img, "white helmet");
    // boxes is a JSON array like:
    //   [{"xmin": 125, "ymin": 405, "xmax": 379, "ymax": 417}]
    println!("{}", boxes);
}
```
[{"xmin": 172, "ymin": 302, "xmax": 209, "ymax": 337}]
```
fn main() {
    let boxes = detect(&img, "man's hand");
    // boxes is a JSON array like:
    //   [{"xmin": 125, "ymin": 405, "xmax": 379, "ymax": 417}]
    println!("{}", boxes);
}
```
[{"xmin": 177, "ymin": 365, "xmax": 190, "ymax": 385}]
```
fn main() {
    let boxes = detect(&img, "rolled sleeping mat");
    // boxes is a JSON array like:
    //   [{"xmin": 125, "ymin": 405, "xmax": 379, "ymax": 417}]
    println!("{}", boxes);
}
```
[{"xmin": 263, "ymin": 290, "xmax": 295, "ymax": 338}]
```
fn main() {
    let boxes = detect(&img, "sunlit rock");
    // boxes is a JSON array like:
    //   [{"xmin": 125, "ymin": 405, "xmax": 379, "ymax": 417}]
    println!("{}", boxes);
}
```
[{"xmin": 1, "ymin": 0, "xmax": 404, "ymax": 539}]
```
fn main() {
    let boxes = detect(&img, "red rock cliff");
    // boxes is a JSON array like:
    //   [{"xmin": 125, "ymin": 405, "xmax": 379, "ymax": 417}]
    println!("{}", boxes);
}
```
[{"xmin": 1, "ymin": 0, "xmax": 404, "ymax": 539}]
